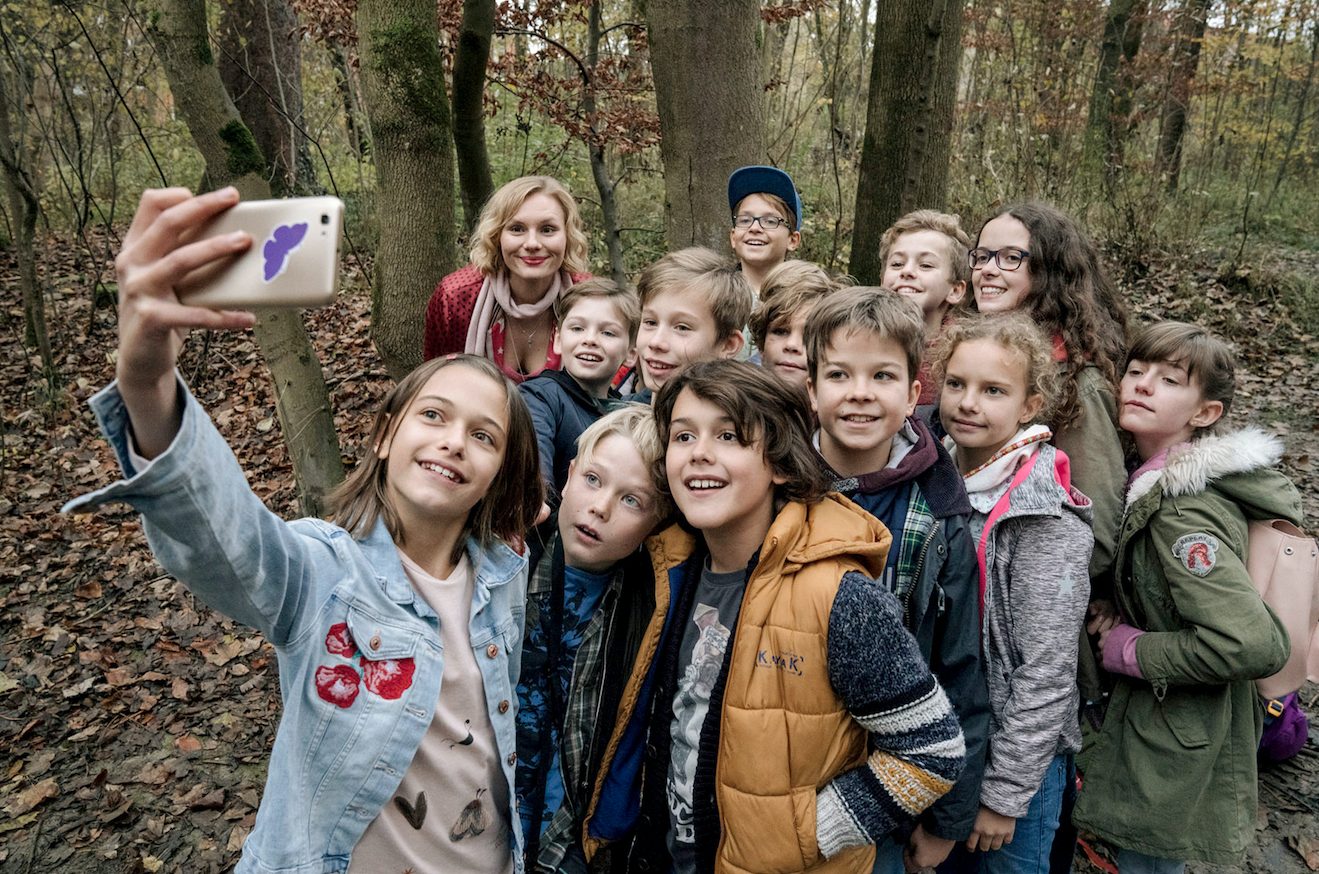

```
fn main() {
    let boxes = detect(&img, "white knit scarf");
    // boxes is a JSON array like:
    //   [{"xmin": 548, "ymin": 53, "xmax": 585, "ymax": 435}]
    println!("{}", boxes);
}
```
[{"xmin": 945, "ymin": 424, "xmax": 1054, "ymax": 512}]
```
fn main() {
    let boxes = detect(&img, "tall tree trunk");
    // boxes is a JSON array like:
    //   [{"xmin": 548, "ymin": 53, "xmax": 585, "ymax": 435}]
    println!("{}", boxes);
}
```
[
  {"xmin": 1266, "ymin": 21, "xmax": 1318, "ymax": 209},
  {"xmin": 585, "ymin": 0, "xmax": 626, "ymax": 286},
  {"xmin": 217, "ymin": 0, "xmax": 316, "ymax": 196},
  {"xmin": 0, "ymin": 61, "xmax": 56, "ymax": 390},
  {"xmin": 144, "ymin": 0, "xmax": 344, "ymax": 517},
  {"xmin": 356, "ymin": 0, "xmax": 459, "ymax": 378},
  {"xmin": 1086, "ymin": 0, "xmax": 1147, "ymax": 188},
  {"xmin": 452, "ymin": 0, "xmax": 496, "ymax": 231},
  {"xmin": 1155, "ymin": 0, "xmax": 1212, "ymax": 194},
  {"xmin": 645, "ymin": 0, "xmax": 765, "ymax": 250},
  {"xmin": 332, "ymin": 45, "xmax": 370, "ymax": 158},
  {"xmin": 850, "ymin": 0, "xmax": 965, "ymax": 284}
]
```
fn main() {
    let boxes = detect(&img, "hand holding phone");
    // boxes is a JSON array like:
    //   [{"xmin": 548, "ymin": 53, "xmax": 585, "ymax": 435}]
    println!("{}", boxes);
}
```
[{"xmin": 176, "ymin": 196, "xmax": 344, "ymax": 309}]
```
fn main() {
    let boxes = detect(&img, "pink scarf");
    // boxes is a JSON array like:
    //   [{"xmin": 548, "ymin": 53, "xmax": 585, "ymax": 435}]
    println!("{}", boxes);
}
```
[{"xmin": 463, "ymin": 269, "xmax": 568, "ymax": 361}]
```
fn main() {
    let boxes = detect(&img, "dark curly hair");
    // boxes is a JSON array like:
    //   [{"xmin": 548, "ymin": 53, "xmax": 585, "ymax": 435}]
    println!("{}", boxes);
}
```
[
  {"xmin": 652, "ymin": 360, "xmax": 829, "ymax": 506},
  {"xmin": 973, "ymin": 201, "xmax": 1129, "ymax": 430}
]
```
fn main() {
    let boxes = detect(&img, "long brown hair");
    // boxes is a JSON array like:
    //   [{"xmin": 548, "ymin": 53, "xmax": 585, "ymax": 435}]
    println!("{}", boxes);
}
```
[
  {"xmin": 326, "ymin": 355, "xmax": 543, "ymax": 556},
  {"xmin": 973, "ymin": 201, "xmax": 1128, "ymax": 429}
]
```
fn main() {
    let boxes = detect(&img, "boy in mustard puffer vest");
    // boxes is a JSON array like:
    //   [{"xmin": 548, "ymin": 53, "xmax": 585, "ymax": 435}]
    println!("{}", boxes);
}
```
[{"xmin": 579, "ymin": 360, "xmax": 966, "ymax": 874}]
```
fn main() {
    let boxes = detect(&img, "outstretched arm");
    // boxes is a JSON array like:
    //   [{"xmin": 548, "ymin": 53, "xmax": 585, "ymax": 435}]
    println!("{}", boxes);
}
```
[{"xmin": 114, "ymin": 186, "xmax": 255, "ymax": 456}]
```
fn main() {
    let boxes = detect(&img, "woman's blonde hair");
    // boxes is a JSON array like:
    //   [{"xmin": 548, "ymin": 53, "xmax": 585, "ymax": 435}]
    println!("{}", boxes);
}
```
[
  {"xmin": 326, "ymin": 355, "xmax": 544, "ymax": 561},
  {"xmin": 932, "ymin": 312, "xmax": 1061, "ymax": 425},
  {"xmin": 469, "ymin": 176, "xmax": 590, "ymax": 276}
]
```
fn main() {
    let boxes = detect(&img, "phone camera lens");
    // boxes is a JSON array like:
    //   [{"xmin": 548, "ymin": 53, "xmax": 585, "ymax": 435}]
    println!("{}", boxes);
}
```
[{"xmin": 321, "ymin": 214, "xmax": 330, "ymax": 225}]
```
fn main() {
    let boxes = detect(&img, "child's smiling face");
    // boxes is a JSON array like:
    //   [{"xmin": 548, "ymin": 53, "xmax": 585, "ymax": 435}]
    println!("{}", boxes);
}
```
[
  {"xmin": 729, "ymin": 194, "xmax": 800, "ymax": 272},
  {"xmin": 665, "ymin": 388, "xmax": 783, "ymax": 563},
  {"xmin": 809, "ymin": 327, "xmax": 920, "ymax": 477},
  {"xmin": 379, "ymin": 364, "xmax": 509, "ymax": 535},
  {"xmin": 882, "ymin": 229, "xmax": 966, "ymax": 326},
  {"xmin": 638, "ymin": 286, "xmax": 741, "ymax": 390},
  {"xmin": 972, "ymin": 214, "xmax": 1033, "ymax": 314},
  {"xmin": 553, "ymin": 296, "xmax": 633, "ymax": 395},
  {"xmin": 939, "ymin": 338, "xmax": 1043, "ymax": 472}
]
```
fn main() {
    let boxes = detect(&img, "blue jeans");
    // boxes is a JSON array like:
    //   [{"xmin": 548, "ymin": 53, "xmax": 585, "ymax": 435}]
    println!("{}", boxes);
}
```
[
  {"xmin": 872, "ymin": 832, "xmax": 904, "ymax": 873},
  {"xmin": 939, "ymin": 753, "xmax": 1070, "ymax": 874}
]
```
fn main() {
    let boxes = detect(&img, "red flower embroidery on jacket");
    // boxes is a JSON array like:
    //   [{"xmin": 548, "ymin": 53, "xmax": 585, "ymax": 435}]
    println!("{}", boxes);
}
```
[
  {"xmin": 325, "ymin": 622, "xmax": 357, "ymax": 657},
  {"xmin": 360, "ymin": 655, "xmax": 417, "ymax": 700},
  {"xmin": 315, "ymin": 664, "xmax": 361, "ymax": 708}
]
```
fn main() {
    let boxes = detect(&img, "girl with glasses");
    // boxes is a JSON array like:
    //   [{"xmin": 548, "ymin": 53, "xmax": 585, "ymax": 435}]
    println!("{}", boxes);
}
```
[{"xmin": 968, "ymin": 201, "xmax": 1129, "ymax": 874}]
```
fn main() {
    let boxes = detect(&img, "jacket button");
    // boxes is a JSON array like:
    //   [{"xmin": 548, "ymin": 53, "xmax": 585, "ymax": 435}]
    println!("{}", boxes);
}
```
[
  {"xmin": 369, "ymin": 634, "xmax": 381, "ymax": 651},
  {"xmin": 645, "ymin": 743, "xmax": 657, "ymax": 759},
  {"xmin": 487, "ymin": 643, "xmax": 499, "ymax": 658},
  {"xmin": 507, "ymin": 752, "xmax": 517, "ymax": 765},
  {"xmin": 498, "ymin": 699, "xmax": 510, "ymax": 713}
]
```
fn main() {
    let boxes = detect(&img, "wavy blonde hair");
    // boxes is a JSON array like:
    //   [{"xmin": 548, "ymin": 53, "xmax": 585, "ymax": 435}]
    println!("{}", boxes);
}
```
[{"xmin": 469, "ymin": 176, "xmax": 590, "ymax": 276}]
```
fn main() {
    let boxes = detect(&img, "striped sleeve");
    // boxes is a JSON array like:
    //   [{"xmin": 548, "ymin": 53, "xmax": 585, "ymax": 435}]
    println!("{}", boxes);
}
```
[{"xmin": 816, "ymin": 571, "xmax": 966, "ymax": 860}]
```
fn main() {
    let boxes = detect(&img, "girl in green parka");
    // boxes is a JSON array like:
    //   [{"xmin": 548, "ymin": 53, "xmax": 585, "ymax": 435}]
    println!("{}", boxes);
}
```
[{"xmin": 1074, "ymin": 321, "xmax": 1299, "ymax": 872}]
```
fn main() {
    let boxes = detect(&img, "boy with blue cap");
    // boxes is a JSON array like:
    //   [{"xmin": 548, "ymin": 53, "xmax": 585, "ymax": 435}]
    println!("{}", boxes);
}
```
[{"xmin": 727, "ymin": 165, "xmax": 802, "ymax": 295}]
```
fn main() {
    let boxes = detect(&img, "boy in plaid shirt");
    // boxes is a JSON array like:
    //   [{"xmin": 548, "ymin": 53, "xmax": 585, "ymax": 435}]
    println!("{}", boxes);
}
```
[
  {"xmin": 805, "ymin": 287, "xmax": 990, "ymax": 873},
  {"xmin": 514, "ymin": 406, "xmax": 670, "ymax": 872}
]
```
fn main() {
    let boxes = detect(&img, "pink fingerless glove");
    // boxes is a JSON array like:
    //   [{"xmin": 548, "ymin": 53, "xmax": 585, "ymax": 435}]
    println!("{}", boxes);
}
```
[{"xmin": 1101, "ymin": 623, "xmax": 1145, "ymax": 679}]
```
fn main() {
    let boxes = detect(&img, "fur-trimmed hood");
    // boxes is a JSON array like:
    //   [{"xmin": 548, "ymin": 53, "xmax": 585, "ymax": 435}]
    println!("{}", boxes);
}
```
[{"xmin": 1126, "ymin": 427, "xmax": 1298, "ymax": 521}]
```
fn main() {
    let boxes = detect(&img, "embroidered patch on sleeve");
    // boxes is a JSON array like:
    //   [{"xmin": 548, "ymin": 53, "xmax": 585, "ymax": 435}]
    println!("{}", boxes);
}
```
[{"xmin": 1172, "ymin": 532, "xmax": 1220, "ymax": 577}]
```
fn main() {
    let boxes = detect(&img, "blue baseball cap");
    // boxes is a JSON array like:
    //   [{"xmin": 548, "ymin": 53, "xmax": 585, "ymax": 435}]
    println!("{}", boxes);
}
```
[{"xmin": 728, "ymin": 166, "xmax": 802, "ymax": 231}]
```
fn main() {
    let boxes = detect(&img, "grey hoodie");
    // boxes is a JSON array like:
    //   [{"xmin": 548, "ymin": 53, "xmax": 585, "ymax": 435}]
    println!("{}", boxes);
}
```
[{"xmin": 972, "ymin": 442, "xmax": 1094, "ymax": 818}]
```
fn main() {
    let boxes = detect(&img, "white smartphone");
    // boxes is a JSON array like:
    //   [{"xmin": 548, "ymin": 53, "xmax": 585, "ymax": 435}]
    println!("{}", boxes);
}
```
[{"xmin": 177, "ymin": 196, "xmax": 344, "ymax": 309}]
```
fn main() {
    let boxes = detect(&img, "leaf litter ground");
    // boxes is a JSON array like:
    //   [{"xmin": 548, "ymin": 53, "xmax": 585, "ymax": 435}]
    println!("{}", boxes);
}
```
[{"xmin": 0, "ymin": 234, "xmax": 1316, "ymax": 872}]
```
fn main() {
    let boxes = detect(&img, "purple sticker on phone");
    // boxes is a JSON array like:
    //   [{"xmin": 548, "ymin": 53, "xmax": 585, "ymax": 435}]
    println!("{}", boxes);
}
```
[{"xmin": 263, "ymin": 222, "xmax": 309, "ymax": 281}]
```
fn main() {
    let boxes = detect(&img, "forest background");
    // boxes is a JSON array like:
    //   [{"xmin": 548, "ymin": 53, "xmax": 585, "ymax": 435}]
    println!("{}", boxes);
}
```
[{"xmin": 1, "ymin": 0, "xmax": 1317, "ymax": 871}]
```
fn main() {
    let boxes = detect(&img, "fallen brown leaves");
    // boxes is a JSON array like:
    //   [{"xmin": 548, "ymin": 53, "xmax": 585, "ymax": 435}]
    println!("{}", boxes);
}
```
[{"xmin": 0, "ymin": 233, "xmax": 388, "ymax": 870}]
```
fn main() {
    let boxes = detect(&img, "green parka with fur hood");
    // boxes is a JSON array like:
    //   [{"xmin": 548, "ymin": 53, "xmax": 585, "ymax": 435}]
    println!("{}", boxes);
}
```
[{"xmin": 1074, "ymin": 427, "xmax": 1300, "ymax": 864}]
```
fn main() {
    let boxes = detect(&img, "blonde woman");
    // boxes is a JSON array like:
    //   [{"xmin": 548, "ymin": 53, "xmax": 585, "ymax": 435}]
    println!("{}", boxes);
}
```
[{"xmin": 424, "ymin": 176, "xmax": 592, "ymax": 382}]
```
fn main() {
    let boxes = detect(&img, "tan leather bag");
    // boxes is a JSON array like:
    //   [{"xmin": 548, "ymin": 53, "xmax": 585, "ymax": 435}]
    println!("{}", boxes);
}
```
[{"xmin": 1248, "ymin": 519, "xmax": 1319, "ymax": 700}]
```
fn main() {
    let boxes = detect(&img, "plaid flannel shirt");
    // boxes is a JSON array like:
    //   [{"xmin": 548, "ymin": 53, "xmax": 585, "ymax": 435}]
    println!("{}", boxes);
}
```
[{"xmin": 519, "ymin": 534, "xmax": 629, "ymax": 873}]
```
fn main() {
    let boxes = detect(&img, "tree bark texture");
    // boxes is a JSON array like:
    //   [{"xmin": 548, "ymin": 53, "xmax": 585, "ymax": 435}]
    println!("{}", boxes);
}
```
[
  {"xmin": 452, "ymin": 0, "xmax": 496, "ymax": 232},
  {"xmin": 356, "ymin": 0, "xmax": 458, "ymax": 378},
  {"xmin": 850, "ymin": 0, "xmax": 965, "ymax": 284},
  {"xmin": 586, "ymin": 0, "xmax": 626, "ymax": 286},
  {"xmin": 1086, "ymin": 0, "xmax": 1147, "ymax": 188},
  {"xmin": 217, "ymin": 0, "xmax": 316, "ymax": 197},
  {"xmin": 1156, "ymin": 0, "xmax": 1212, "ymax": 194},
  {"xmin": 644, "ymin": 0, "xmax": 765, "ymax": 251},
  {"xmin": 0, "ymin": 61, "xmax": 55, "ymax": 388},
  {"xmin": 144, "ymin": 0, "xmax": 344, "ymax": 516}
]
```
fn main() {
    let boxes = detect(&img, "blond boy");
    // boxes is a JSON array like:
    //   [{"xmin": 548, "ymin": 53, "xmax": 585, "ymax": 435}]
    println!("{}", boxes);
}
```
[
  {"xmin": 632, "ymin": 247, "xmax": 753, "ymax": 402},
  {"xmin": 879, "ymin": 210, "xmax": 971, "ymax": 407}
]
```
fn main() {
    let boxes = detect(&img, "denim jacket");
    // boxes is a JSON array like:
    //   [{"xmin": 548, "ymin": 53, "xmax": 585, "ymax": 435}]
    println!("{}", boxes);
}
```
[{"xmin": 64, "ymin": 380, "xmax": 529, "ymax": 874}]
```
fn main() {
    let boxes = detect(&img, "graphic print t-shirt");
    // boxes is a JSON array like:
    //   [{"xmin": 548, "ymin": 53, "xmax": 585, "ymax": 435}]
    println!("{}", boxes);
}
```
[
  {"xmin": 347, "ymin": 553, "xmax": 513, "ymax": 874},
  {"xmin": 666, "ymin": 562, "xmax": 747, "ymax": 874}
]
